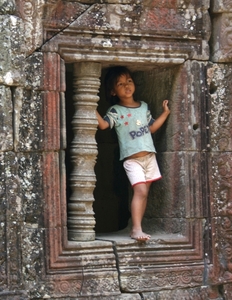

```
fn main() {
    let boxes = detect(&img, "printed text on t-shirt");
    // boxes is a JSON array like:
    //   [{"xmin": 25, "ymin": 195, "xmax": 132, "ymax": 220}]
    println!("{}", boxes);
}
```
[{"xmin": 129, "ymin": 125, "xmax": 149, "ymax": 139}]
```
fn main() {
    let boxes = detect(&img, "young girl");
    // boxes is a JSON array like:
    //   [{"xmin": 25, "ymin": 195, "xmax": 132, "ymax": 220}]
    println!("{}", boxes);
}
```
[{"xmin": 96, "ymin": 66, "xmax": 170, "ymax": 241}]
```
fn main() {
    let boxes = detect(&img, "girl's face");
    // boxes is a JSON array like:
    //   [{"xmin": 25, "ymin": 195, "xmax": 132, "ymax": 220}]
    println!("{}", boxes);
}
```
[{"xmin": 111, "ymin": 74, "xmax": 135, "ymax": 101}]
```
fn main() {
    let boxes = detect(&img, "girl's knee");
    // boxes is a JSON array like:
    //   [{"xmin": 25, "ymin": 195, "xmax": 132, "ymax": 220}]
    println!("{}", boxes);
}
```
[{"xmin": 133, "ymin": 184, "xmax": 149, "ymax": 199}]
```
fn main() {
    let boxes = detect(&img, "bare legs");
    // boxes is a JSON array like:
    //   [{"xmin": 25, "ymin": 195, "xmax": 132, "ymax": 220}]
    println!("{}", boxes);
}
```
[{"xmin": 130, "ymin": 182, "xmax": 151, "ymax": 241}]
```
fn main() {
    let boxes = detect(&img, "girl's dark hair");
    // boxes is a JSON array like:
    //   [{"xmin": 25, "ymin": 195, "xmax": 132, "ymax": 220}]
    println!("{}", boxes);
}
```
[{"xmin": 104, "ymin": 66, "xmax": 134, "ymax": 105}]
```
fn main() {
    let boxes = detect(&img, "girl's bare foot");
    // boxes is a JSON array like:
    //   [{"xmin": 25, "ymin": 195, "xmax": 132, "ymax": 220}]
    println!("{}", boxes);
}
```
[{"xmin": 130, "ymin": 229, "xmax": 151, "ymax": 242}]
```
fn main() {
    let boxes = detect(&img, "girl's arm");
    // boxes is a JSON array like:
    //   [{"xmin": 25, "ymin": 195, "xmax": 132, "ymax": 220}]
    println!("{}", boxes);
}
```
[
  {"xmin": 149, "ymin": 100, "xmax": 170, "ymax": 134},
  {"xmin": 96, "ymin": 111, "xmax": 110, "ymax": 130}
]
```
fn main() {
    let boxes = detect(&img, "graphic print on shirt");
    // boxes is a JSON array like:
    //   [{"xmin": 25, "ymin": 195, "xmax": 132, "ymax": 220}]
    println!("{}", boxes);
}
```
[
  {"xmin": 120, "ymin": 113, "xmax": 132, "ymax": 126},
  {"xmin": 103, "ymin": 102, "xmax": 156, "ymax": 160},
  {"xmin": 129, "ymin": 124, "xmax": 150, "ymax": 140},
  {"xmin": 118, "ymin": 112, "xmax": 149, "ymax": 140}
]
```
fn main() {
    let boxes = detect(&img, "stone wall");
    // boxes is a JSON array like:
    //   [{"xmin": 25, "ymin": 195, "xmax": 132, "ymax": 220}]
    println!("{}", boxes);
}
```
[{"xmin": 0, "ymin": 0, "xmax": 232, "ymax": 299}]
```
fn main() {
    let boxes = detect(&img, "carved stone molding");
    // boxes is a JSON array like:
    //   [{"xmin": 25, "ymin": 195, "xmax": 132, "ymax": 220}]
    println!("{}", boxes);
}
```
[
  {"xmin": 42, "ymin": 2, "xmax": 210, "ymax": 63},
  {"xmin": 207, "ymin": 63, "xmax": 232, "ymax": 286}
]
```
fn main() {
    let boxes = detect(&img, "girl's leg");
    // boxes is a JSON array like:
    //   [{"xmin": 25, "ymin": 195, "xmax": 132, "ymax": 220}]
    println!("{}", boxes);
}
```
[{"xmin": 130, "ymin": 182, "xmax": 152, "ymax": 241}]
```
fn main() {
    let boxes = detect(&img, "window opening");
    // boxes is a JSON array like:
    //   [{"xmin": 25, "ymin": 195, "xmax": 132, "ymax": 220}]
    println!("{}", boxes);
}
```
[
  {"xmin": 65, "ymin": 63, "xmax": 184, "ymax": 238},
  {"xmin": 65, "ymin": 64, "xmax": 74, "ymax": 202}
]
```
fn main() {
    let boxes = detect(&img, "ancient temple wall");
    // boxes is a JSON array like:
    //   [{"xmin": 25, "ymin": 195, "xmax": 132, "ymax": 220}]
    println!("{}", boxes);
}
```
[{"xmin": 0, "ymin": 0, "xmax": 232, "ymax": 299}]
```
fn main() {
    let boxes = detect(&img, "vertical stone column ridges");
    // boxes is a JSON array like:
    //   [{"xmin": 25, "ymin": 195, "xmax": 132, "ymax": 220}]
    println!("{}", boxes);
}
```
[{"xmin": 67, "ymin": 62, "xmax": 101, "ymax": 241}]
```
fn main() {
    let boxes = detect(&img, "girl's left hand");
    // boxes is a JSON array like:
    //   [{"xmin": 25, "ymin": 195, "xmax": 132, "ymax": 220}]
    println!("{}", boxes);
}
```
[{"xmin": 163, "ymin": 100, "xmax": 170, "ymax": 114}]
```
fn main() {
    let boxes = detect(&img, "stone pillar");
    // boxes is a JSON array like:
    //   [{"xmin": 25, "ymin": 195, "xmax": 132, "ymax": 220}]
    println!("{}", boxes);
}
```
[{"xmin": 68, "ymin": 62, "xmax": 101, "ymax": 241}]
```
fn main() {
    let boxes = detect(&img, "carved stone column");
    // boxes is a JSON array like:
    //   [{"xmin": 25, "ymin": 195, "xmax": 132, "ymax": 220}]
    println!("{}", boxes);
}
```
[{"xmin": 68, "ymin": 62, "xmax": 101, "ymax": 241}]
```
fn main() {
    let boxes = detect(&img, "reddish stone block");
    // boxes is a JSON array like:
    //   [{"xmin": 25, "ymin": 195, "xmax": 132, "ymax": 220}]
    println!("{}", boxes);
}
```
[
  {"xmin": 68, "ymin": 2, "xmax": 203, "ymax": 38},
  {"xmin": 43, "ymin": 53, "xmax": 61, "ymax": 92},
  {"xmin": 43, "ymin": 91, "xmax": 60, "ymax": 151},
  {"xmin": 43, "ymin": 152, "xmax": 62, "ymax": 229},
  {"xmin": 43, "ymin": 1, "xmax": 88, "ymax": 40},
  {"xmin": 141, "ymin": 1, "xmax": 202, "ymax": 36}
]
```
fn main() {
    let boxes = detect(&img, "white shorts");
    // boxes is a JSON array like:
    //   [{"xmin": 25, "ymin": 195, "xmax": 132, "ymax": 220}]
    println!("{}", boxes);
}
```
[{"xmin": 123, "ymin": 153, "xmax": 162, "ymax": 187}]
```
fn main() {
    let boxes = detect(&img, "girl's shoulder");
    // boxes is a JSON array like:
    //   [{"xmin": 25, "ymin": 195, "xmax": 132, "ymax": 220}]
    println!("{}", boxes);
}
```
[{"xmin": 140, "ymin": 101, "xmax": 148, "ymax": 106}]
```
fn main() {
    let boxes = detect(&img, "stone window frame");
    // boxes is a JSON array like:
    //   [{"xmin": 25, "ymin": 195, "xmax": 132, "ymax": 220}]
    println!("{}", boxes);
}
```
[{"xmin": 40, "ymin": 55, "xmax": 210, "ymax": 294}]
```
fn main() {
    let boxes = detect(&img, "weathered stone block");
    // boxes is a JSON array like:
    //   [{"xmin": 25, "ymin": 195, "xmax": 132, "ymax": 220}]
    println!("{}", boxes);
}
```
[
  {"xmin": 0, "ymin": 152, "xmax": 6, "ymax": 223},
  {"xmin": 119, "ymin": 264, "xmax": 204, "ymax": 293},
  {"xmin": 24, "ymin": 52, "xmax": 43, "ymax": 90},
  {"xmin": 159, "ymin": 61, "xmax": 207, "ymax": 152},
  {"xmin": 14, "ymin": 88, "xmax": 60, "ymax": 151},
  {"xmin": 146, "ymin": 151, "xmax": 204, "ymax": 221},
  {"xmin": 21, "ymin": 226, "xmax": 45, "ymax": 293},
  {"xmin": 18, "ymin": 152, "xmax": 43, "ymax": 226},
  {"xmin": 209, "ymin": 152, "xmax": 232, "ymax": 217},
  {"xmin": 211, "ymin": 0, "xmax": 232, "ymax": 12},
  {"xmin": 0, "ymin": 219, "xmax": 7, "ymax": 290},
  {"xmin": 43, "ymin": 1, "xmax": 209, "ymax": 62},
  {"xmin": 43, "ymin": 0, "xmax": 89, "ymax": 41},
  {"xmin": 25, "ymin": 52, "xmax": 65, "ymax": 92},
  {"xmin": 4, "ymin": 152, "xmax": 22, "ymax": 222},
  {"xmin": 210, "ymin": 216, "xmax": 232, "ymax": 284},
  {"xmin": 223, "ymin": 283, "xmax": 232, "ymax": 300},
  {"xmin": 15, "ymin": 0, "xmax": 43, "ymax": 55},
  {"xmin": 0, "ymin": 151, "xmax": 22, "ymax": 223},
  {"xmin": 0, "ymin": 85, "xmax": 13, "ymax": 151},
  {"xmin": 0, "ymin": 0, "xmax": 16, "ymax": 15},
  {"xmin": 211, "ymin": 13, "xmax": 232, "ymax": 62},
  {"xmin": 0, "ymin": 152, "xmax": 24, "ymax": 291},
  {"xmin": 14, "ymin": 89, "xmax": 43, "ymax": 151},
  {"xmin": 142, "ymin": 286, "xmax": 209, "ymax": 300},
  {"xmin": 141, "ymin": 0, "xmax": 203, "ymax": 37},
  {"xmin": 0, "ymin": 15, "xmax": 25, "ymax": 86},
  {"xmin": 207, "ymin": 63, "xmax": 232, "ymax": 151},
  {"xmin": 132, "ymin": 61, "xmax": 208, "ymax": 153},
  {"xmin": 6, "ymin": 221, "xmax": 24, "ymax": 290}
]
